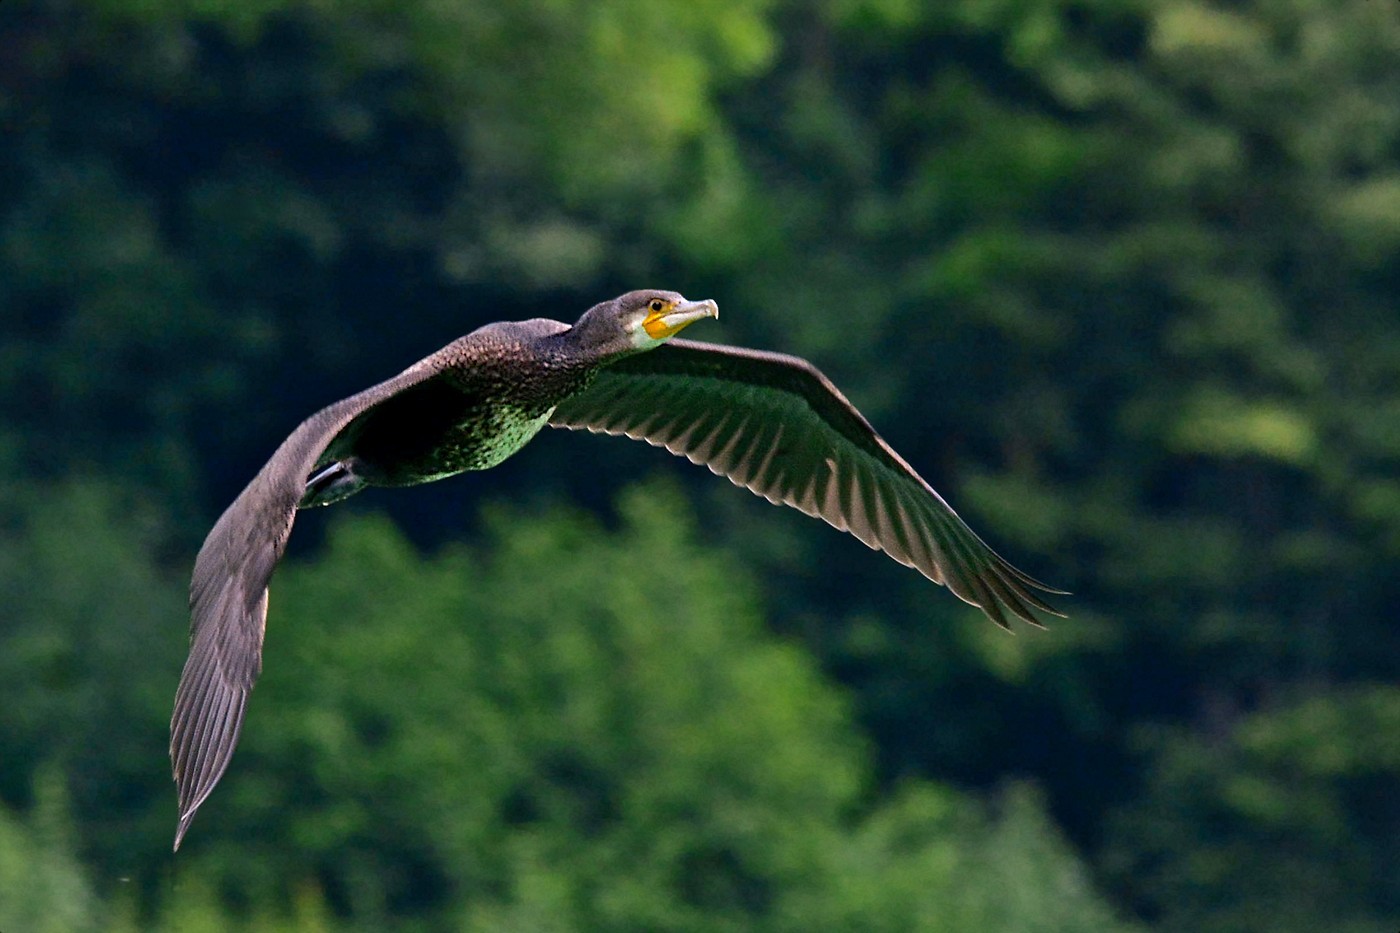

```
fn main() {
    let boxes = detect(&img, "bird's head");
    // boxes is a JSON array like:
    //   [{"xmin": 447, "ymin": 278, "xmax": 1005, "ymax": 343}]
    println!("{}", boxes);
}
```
[{"xmin": 571, "ymin": 290, "xmax": 719, "ymax": 358}]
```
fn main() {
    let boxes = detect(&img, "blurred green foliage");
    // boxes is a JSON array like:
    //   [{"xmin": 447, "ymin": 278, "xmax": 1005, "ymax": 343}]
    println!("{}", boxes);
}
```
[
  {"xmin": 1, "ymin": 0, "xmax": 1397, "ymax": 928},
  {"xmin": 0, "ymin": 771, "xmax": 99, "ymax": 933}
]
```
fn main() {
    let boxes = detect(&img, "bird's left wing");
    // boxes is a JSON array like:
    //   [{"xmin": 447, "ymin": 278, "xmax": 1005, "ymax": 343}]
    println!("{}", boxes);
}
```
[
  {"xmin": 170, "ymin": 356, "xmax": 446, "ymax": 849},
  {"xmin": 548, "ymin": 339, "xmax": 1064, "ymax": 627}
]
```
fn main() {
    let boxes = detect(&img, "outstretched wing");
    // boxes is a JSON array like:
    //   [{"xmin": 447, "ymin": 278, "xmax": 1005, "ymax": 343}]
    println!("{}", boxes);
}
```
[
  {"xmin": 170, "ymin": 356, "xmax": 447, "ymax": 850},
  {"xmin": 548, "ymin": 339, "xmax": 1064, "ymax": 627}
]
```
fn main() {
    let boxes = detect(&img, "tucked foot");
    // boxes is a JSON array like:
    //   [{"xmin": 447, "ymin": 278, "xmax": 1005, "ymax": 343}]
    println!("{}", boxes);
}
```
[{"xmin": 300, "ymin": 459, "xmax": 366, "ymax": 508}]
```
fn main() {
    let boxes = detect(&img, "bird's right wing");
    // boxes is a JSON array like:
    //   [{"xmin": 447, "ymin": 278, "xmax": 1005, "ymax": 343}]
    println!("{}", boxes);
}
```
[
  {"xmin": 170, "ymin": 355, "xmax": 447, "ymax": 850},
  {"xmin": 549, "ymin": 339, "xmax": 1064, "ymax": 628}
]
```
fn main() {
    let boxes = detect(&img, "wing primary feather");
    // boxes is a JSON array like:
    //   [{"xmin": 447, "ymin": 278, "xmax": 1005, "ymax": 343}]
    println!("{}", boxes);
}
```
[
  {"xmin": 981, "ymin": 567, "xmax": 1048, "ymax": 629},
  {"xmin": 996, "ymin": 557, "xmax": 1071, "ymax": 596},
  {"xmin": 843, "ymin": 468, "xmax": 876, "ymax": 548},
  {"xmin": 819, "ymin": 460, "xmax": 849, "ymax": 532},
  {"xmin": 992, "ymin": 561, "xmax": 1067, "ymax": 617},
  {"xmin": 792, "ymin": 470, "xmax": 823, "ymax": 518},
  {"xmin": 870, "ymin": 483, "xmax": 912, "ymax": 567},
  {"xmin": 931, "ymin": 515, "xmax": 995, "ymax": 608},
  {"xmin": 726, "ymin": 419, "xmax": 770, "ymax": 486},
  {"xmin": 743, "ymin": 422, "xmax": 788, "ymax": 497},
  {"xmin": 939, "ymin": 517, "xmax": 1041, "ymax": 627},
  {"xmin": 708, "ymin": 414, "xmax": 752, "ymax": 476},
  {"xmin": 902, "ymin": 496, "xmax": 949, "ymax": 586},
  {"xmin": 968, "ymin": 574, "xmax": 1012, "ymax": 631},
  {"xmin": 688, "ymin": 410, "xmax": 735, "ymax": 464},
  {"xmin": 893, "ymin": 508, "xmax": 931, "ymax": 577},
  {"xmin": 737, "ymin": 420, "xmax": 783, "ymax": 489}
]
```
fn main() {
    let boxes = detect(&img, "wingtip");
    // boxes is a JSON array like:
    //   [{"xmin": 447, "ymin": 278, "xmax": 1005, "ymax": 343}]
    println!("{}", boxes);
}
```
[
  {"xmin": 1003, "ymin": 563, "xmax": 1072, "ymax": 597},
  {"xmin": 173, "ymin": 813, "xmax": 194, "ymax": 852}
]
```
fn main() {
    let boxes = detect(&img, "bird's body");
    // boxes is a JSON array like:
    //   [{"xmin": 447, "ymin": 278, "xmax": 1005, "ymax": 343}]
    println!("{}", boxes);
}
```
[
  {"xmin": 171, "ymin": 290, "xmax": 1064, "ymax": 849},
  {"xmin": 301, "ymin": 319, "xmax": 586, "ymax": 503}
]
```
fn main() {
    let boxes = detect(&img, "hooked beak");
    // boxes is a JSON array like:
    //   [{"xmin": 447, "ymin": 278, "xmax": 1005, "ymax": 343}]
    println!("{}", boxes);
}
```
[{"xmin": 642, "ymin": 298, "xmax": 719, "ymax": 341}]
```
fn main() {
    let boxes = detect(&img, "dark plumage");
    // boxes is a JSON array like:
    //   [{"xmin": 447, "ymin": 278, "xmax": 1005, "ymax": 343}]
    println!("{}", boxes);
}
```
[{"xmin": 170, "ymin": 289, "xmax": 1064, "ymax": 849}]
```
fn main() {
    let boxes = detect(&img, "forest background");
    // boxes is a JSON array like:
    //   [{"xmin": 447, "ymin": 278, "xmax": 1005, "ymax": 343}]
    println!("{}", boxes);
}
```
[{"xmin": 1, "ymin": 0, "xmax": 1397, "ymax": 929}]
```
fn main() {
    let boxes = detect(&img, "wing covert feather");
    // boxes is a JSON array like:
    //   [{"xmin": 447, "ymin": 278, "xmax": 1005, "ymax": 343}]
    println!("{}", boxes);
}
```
[{"xmin": 548, "ymin": 340, "xmax": 1063, "ymax": 627}]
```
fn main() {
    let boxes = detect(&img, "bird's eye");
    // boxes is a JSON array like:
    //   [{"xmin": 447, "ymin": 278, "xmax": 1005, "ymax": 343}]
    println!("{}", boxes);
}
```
[{"xmin": 649, "ymin": 299, "xmax": 666, "ymax": 313}]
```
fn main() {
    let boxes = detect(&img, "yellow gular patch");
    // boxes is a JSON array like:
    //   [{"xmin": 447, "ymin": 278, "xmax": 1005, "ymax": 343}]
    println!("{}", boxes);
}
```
[{"xmin": 643, "ymin": 305, "xmax": 677, "ymax": 340}]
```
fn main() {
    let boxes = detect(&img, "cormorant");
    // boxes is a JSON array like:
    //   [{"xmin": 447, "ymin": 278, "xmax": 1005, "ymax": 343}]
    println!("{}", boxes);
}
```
[{"xmin": 171, "ymin": 289, "xmax": 1064, "ymax": 849}]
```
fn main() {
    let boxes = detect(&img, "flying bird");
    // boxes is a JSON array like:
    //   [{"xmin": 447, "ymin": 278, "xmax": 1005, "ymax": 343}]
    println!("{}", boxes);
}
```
[{"xmin": 171, "ymin": 289, "xmax": 1064, "ymax": 849}]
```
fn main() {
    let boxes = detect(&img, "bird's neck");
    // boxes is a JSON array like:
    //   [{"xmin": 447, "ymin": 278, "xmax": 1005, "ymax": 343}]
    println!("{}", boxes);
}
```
[{"xmin": 551, "ymin": 320, "xmax": 639, "ymax": 369}]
